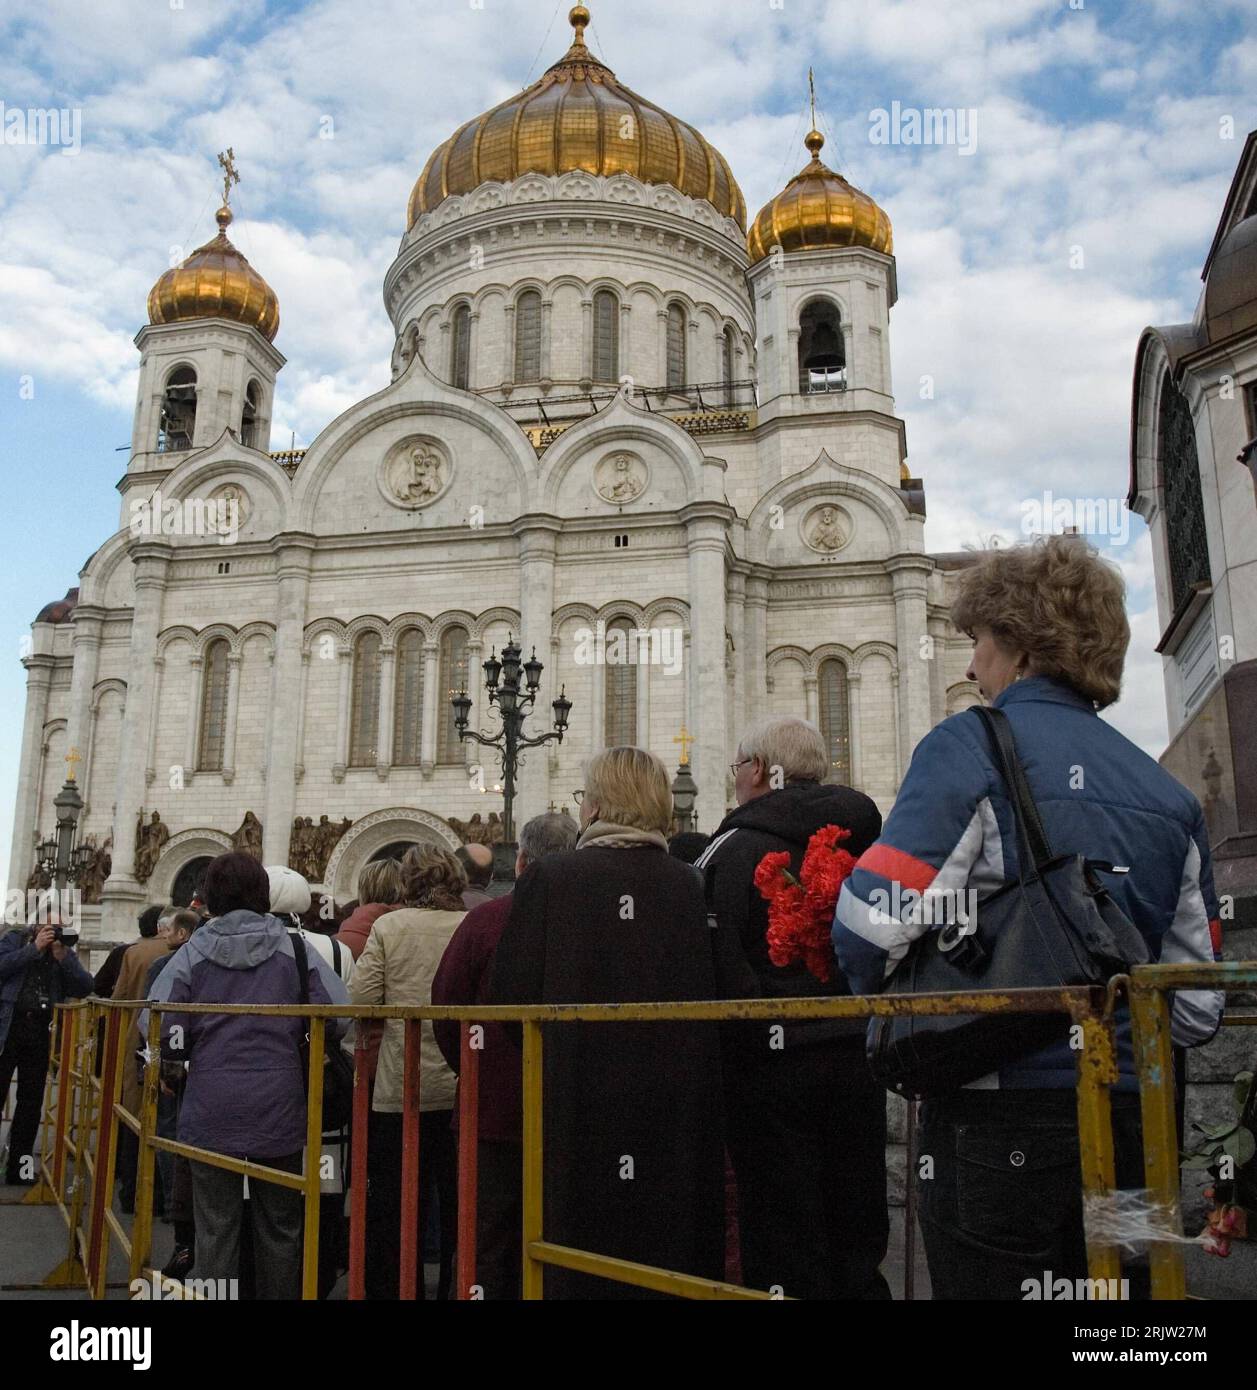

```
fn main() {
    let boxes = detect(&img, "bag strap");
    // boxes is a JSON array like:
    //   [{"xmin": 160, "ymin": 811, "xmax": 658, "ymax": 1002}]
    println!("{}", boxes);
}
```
[
  {"xmin": 289, "ymin": 930, "xmax": 310, "ymax": 1006},
  {"xmin": 972, "ymin": 705, "xmax": 1055, "ymax": 879}
]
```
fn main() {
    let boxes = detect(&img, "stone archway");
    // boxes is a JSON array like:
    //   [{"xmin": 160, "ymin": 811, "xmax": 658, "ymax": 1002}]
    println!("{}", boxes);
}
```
[
  {"xmin": 324, "ymin": 808, "xmax": 460, "ymax": 903},
  {"xmin": 147, "ymin": 829, "xmax": 234, "ymax": 904}
]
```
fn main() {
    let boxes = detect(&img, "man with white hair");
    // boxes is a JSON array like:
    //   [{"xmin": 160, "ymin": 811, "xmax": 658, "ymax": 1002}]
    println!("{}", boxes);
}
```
[{"xmin": 697, "ymin": 715, "xmax": 889, "ymax": 1300}]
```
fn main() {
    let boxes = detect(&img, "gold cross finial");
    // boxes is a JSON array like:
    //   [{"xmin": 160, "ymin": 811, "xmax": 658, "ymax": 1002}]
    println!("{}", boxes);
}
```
[
  {"xmin": 65, "ymin": 747, "xmax": 83, "ymax": 783},
  {"xmin": 218, "ymin": 147, "xmax": 240, "ymax": 208},
  {"xmin": 673, "ymin": 726, "xmax": 694, "ymax": 764},
  {"xmin": 808, "ymin": 67, "xmax": 816, "ymax": 129}
]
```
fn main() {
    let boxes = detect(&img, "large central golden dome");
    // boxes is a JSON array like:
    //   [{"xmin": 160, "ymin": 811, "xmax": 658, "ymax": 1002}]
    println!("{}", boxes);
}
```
[{"xmin": 408, "ymin": 5, "xmax": 745, "ymax": 230}]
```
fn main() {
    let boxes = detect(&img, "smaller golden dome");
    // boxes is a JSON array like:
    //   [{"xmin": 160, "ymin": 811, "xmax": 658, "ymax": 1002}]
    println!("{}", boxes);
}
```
[
  {"xmin": 748, "ymin": 128, "xmax": 892, "ymax": 264},
  {"xmin": 147, "ymin": 203, "xmax": 280, "ymax": 342}
]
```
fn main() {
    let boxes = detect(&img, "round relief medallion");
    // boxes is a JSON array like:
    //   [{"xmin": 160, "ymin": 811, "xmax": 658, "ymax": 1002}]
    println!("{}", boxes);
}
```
[
  {"xmin": 593, "ymin": 451, "xmax": 649, "ymax": 505},
  {"xmin": 208, "ymin": 483, "xmax": 251, "ymax": 528},
  {"xmin": 801, "ymin": 503, "xmax": 852, "ymax": 555},
  {"xmin": 380, "ymin": 438, "xmax": 451, "ymax": 510}
]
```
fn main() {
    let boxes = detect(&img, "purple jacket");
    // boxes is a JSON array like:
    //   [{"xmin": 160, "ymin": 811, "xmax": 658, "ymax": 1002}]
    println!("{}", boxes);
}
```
[{"xmin": 146, "ymin": 910, "xmax": 348, "ymax": 1159}]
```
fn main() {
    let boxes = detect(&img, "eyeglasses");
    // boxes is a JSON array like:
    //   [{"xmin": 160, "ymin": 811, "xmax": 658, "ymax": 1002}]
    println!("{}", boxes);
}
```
[
  {"xmin": 572, "ymin": 789, "xmax": 584, "ymax": 806},
  {"xmin": 729, "ymin": 759, "xmax": 752, "ymax": 778}
]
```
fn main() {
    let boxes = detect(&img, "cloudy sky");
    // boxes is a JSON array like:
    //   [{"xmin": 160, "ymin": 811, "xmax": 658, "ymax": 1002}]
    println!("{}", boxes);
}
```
[{"xmin": 0, "ymin": 0, "xmax": 1253, "ymax": 887}]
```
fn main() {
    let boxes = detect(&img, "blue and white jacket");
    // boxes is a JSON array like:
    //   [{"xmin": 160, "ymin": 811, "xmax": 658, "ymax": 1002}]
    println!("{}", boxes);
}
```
[{"xmin": 832, "ymin": 676, "xmax": 1224, "ymax": 1089}]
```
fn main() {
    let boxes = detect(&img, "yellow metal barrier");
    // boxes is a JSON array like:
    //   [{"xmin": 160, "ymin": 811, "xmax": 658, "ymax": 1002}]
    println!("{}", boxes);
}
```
[{"xmin": 21, "ymin": 963, "xmax": 1252, "ymax": 1300}]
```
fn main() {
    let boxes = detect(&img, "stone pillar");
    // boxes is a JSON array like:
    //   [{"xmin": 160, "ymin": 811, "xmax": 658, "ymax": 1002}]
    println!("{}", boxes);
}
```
[
  {"xmin": 503, "ymin": 303, "xmax": 516, "ymax": 386},
  {"xmin": 804, "ymin": 673, "xmax": 819, "ymax": 725},
  {"xmin": 420, "ymin": 640, "xmax": 439, "ymax": 775},
  {"xmin": 294, "ymin": 651, "xmax": 310, "ymax": 783},
  {"xmin": 376, "ymin": 644, "xmax": 396, "ymax": 778},
  {"xmin": 927, "ymin": 614, "xmax": 947, "ymax": 727},
  {"xmin": 263, "ymin": 535, "xmax": 314, "ymax": 863},
  {"xmin": 101, "ymin": 543, "xmax": 171, "ymax": 936},
  {"xmin": 548, "ymin": 634, "xmax": 562, "ymax": 773},
  {"xmin": 656, "ymin": 308, "xmax": 668, "ymax": 386},
  {"xmin": 332, "ymin": 645, "xmax": 352, "ymax": 783},
  {"xmin": 514, "ymin": 519, "xmax": 559, "ymax": 829},
  {"xmin": 619, "ymin": 301, "xmax": 631, "ymax": 384},
  {"xmin": 222, "ymin": 653, "xmax": 242, "ymax": 785},
  {"xmin": 682, "ymin": 502, "xmax": 731, "ymax": 832},
  {"xmin": 65, "ymin": 605, "xmax": 104, "ymax": 792},
  {"xmin": 540, "ymin": 298, "xmax": 553, "ymax": 385},
  {"xmin": 848, "ymin": 669, "xmax": 864, "ymax": 791},
  {"xmin": 635, "ymin": 649, "xmax": 651, "ymax": 749},
  {"xmin": 580, "ymin": 297, "xmax": 592, "ymax": 385},
  {"xmin": 467, "ymin": 310, "xmax": 480, "ymax": 390},
  {"xmin": 591, "ymin": 653, "xmax": 606, "ymax": 750},
  {"xmin": 744, "ymin": 572, "xmax": 768, "ymax": 725},
  {"xmin": 7, "ymin": 654, "xmax": 55, "ymax": 899},
  {"xmin": 890, "ymin": 669, "xmax": 903, "ymax": 787},
  {"xmin": 889, "ymin": 557, "xmax": 934, "ymax": 770},
  {"xmin": 726, "ymin": 571, "xmax": 746, "ymax": 740},
  {"xmin": 145, "ymin": 656, "xmax": 164, "ymax": 785},
  {"xmin": 184, "ymin": 655, "xmax": 202, "ymax": 782},
  {"xmin": 465, "ymin": 638, "xmax": 483, "ymax": 775}
]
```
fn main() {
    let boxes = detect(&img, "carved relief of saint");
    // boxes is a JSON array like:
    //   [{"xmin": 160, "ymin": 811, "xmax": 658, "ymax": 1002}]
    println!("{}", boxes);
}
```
[
  {"xmin": 382, "ymin": 439, "xmax": 449, "ymax": 510},
  {"xmin": 805, "ymin": 505, "xmax": 849, "ymax": 553},
  {"xmin": 595, "ymin": 453, "xmax": 646, "ymax": 504},
  {"xmin": 404, "ymin": 448, "xmax": 443, "ymax": 501}
]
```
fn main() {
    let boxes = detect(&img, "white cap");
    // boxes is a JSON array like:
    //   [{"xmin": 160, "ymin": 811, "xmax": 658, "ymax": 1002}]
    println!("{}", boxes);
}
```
[{"xmin": 265, "ymin": 864, "xmax": 311, "ymax": 917}]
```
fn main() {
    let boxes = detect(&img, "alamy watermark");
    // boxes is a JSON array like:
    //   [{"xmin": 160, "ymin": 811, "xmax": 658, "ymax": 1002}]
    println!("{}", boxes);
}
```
[
  {"xmin": 1020, "ymin": 491, "xmax": 1130, "ymax": 545},
  {"xmin": 2, "ymin": 102, "xmax": 81, "ymax": 154},
  {"xmin": 129, "ymin": 490, "xmax": 239, "ymax": 545},
  {"xmin": 572, "ymin": 621, "xmax": 683, "ymax": 676},
  {"xmin": 869, "ymin": 102, "xmax": 978, "ymax": 157}
]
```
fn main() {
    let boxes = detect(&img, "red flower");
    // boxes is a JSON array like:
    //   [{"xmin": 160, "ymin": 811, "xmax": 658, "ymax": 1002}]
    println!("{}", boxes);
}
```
[{"xmin": 754, "ymin": 824, "xmax": 857, "ymax": 984}]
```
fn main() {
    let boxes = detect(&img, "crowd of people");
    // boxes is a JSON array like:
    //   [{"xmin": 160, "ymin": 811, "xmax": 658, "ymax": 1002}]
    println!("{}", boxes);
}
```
[{"xmin": 0, "ymin": 536, "xmax": 1226, "ymax": 1299}]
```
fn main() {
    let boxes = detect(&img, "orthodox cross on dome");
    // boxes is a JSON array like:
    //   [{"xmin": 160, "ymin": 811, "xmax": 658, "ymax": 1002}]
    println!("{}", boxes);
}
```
[
  {"xmin": 218, "ymin": 147, "xmax": 240, "ymax": 209},
  {"xmin": 569, "ymin": 4, "xmax": 590, "ymax": 46},
  {"xmin": 673, "ymin": 725, "xmax": 694, "ymax": 765},
  {"xmin": 809, "ymin": 66, "xmax": 816, "ymax": 128},
  {"xmin": 65, "ymin": 746, "xmax": 83, "ymax": 783}
]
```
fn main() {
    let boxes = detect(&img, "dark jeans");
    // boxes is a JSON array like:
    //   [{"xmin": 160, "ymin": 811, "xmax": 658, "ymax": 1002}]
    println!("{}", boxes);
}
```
[
  {"xmin": 724, "ymin": 1038, "xmax": 891, "ymax": 1300},
  {"xmin": 474, "ymin": 1139, "xmax": 521, "ymax": 1299},
  {"xmin": 191, "ymin": 1151, "xmax": 303, "ymax": 1299},
  {"xmin": 918, "ymin": 1088, "xmax": 1149, "ymax": 1300},
  {"xmin": 365, "ymin": 1108, "xmax": 456, "ymax": 1300},
  {"xmin": 1, "ymin": 1012, "xmax": 51, "ymax": 1181}
]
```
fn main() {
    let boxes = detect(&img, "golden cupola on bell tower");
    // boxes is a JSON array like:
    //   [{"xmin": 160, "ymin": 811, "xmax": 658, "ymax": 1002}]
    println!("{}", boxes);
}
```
[{"xmin": 130, "ymin": 150, "xmax": 285, "ymax": 465}]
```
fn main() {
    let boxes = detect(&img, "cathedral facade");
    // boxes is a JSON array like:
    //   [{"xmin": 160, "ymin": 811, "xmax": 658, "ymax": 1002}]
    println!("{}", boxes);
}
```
[{"xmin": 10, "ymin": 7, "xmax": 978, "ymax": 939}]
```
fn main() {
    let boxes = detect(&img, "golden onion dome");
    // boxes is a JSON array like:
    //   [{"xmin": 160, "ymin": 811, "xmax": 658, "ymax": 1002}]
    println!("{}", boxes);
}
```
[
  {"xmin": 747, "ymin": 128, "xmax": 892, "ymax": 264},
  {"xmin": 147, "ymin": 203, "xmax": 280, "ymax": 342},
  {"xmin": 408, "ymin": 4, "xmax": 745, "ymax": 230}
]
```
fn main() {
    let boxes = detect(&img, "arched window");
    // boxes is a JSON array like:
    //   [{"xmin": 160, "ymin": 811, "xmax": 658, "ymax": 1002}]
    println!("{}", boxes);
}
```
[
  {"xmin": 666, "ymin": 303, "xmax": 687, "ymax": 390},
  {"xmin": 817, "ymin": 659, "xmax": 851, "ymax": 784},
  {"xmin": 240, "ymin": 380, "xmax": 262, "ymax": 450},
  {"xmin": 1158, "ymin": 371, "xmax": 1210, "ymax": 612},
  {"xmin": 593, "ymin": 289, "xmax": 619, "ymax": 382},
  {"xmin": 438, "ymin": 625, "xmax": 471, "ymax": 763},
  {"xmin": 604, "ymin": 618, "xmax": 637, "ymax": 747},
  {"xmin": 198, "ymin": 639, "xmax": 230, "ymax": 771},
  {"xmin": 450, "ymin": 304, "xmax": 471, "ymax": 390},
  {"xmin": 393, "ymin": 628, "xmax": 426, "ymax": 767},
  {"xmin": 514, "ymin": 290, "xmax": 542, "ymax": 383},
  {"xmin": 158, "ymin": 366, "xmax": 197, "ymax": 452},
  {"xmin": 722, "ymin": 325, "xmax": 737, "ymax": 404},
  {"xmin": 349, "ymin": 632, "xmax": 383, "ymax": 767},
  {"xmin": 798, "ymin": 300, "xmax": 845, "ymax": 394}
]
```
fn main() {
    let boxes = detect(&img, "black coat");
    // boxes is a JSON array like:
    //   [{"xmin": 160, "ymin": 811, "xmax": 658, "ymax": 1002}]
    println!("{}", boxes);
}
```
[
  {"xmin": 488, "ymin": 843, "xmax": 751, "ymax": 1299},
  {"xmin": 702, "ymin": 781, "xmax": 882, "ymax": 1051}
]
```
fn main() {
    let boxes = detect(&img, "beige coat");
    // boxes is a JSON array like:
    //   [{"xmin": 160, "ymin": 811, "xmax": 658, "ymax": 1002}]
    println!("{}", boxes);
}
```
[{"xmin": 348, "ymin": 907, "xmax": 464, "ymax": 1113}]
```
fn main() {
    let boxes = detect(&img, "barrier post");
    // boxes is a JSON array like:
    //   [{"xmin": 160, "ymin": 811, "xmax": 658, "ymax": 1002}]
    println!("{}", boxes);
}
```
[
  {"xmin": 456, "ymin": 1020, "xmax": 481, "ymax": 1299},
  {"xmin": 50, "ymin": 1005, "xmax": 78, "ymax": 1197},
  {"xmin": 301, "ymin": 1015, "xmax": 326, "ymax": 1301},
  {"xmin": 129, "ymin": 1008, "xmax": 162, "ymax": 1282},
  {"xmin": 1073, "ymin": 1007, "xmax": 1122, "ymax": 1284},
  {"xmin": 86, "ymin": 1004, "xmax": 124, "ymax": 1298},
  {"xmin": 347, "ymin": 1021, "xmax": 370, "ymax": 1301},
  {"xmin": 521, "ymin": 1018, "xmax": 543, "ymax": 1301},
  {"xmin": 42, "ymin": 1004, "xmax": 91, "ymax": 1290},
  {"xmin": 1129, "ymin": 978, "xmax": 1186, "ymax": 1299},
  {"xmin": 399, "ymin": 1017, "xmax": 422, "ymax": 1300}
]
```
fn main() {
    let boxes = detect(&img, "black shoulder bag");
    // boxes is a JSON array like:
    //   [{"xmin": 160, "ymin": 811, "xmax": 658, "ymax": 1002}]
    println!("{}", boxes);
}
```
[
  {"xmin": 290, "ymin": 932, "xmax": 355, "ymax": 1131},
  {"xmin": 866, "ymin": 705, "xmax": 1150, "ymax": 1099}
]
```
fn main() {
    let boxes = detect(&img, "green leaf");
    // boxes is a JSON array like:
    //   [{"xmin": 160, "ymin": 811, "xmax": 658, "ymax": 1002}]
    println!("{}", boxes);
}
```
[
  {"xmin": 1203, "ymin": 1122, "xmax": 1240, "ymax": 1140},
  {"xmin": 1234, "ymin": 1072, "xmax": 1255, "ymax": 1113},
  {"xmin": 1181, "ymin": 1152, "xmax": 1218, "ymax": 1170},
  {"xmin": 1221, "ymin": 1126, "xmax": 1256, "ymax": 1167}
]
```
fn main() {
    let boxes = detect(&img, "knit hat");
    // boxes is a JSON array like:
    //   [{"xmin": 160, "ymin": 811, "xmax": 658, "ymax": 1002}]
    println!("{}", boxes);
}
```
[{"xmin": 265, "ymin": 864, "xmax": 312, "ymax": 917}]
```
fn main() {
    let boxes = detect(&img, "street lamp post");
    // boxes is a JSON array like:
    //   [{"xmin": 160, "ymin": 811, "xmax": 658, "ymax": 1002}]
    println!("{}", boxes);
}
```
[
  {"xmin": 451, "ymin": 635, "xmax": 572, "ymax": 851},
  {"xmin": 33, "ymin": 750, "xmax": 94, "ymax": 899}
]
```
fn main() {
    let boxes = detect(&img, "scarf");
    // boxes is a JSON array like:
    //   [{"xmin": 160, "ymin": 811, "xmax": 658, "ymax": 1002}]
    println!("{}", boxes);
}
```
[{"xmin": 576, "ymin": 819, "xmax": 669, "ymax": 852}]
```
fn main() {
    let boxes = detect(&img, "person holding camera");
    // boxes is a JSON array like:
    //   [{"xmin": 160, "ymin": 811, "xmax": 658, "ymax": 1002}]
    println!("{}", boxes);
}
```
[{"xmin": 0, "ymin": 920, "xmax": 93, "ymax": 1185}]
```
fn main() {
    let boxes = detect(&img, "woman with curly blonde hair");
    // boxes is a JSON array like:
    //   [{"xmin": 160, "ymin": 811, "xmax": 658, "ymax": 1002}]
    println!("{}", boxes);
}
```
[
  {"xmin": 350, "ymin": 844, "xmax": 467, "ymax": 1298},
  {"xmin": 834, "ymin": 533, "xmax": 1223, "ymax": 1300}
]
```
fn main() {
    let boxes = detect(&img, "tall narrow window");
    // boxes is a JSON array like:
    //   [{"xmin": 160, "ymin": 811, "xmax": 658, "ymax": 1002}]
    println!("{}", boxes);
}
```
[
  {"xmin": 158, "ymin": 366, "xmax": 197, "ymax": 452},
  {"xmin": 438, "ymin": 625, "xmax": 470, "ymax": 763},
  {"xmin": 198, "ymin": 639, "xmax": 230, "ymax": 771},
  {"xmin": 722, "ymin": 325, "xmax": 736, "ymax": 404},
  {"xmin": 666, "ymin": 303, "xmax": 686, "ymax": 390},
  {"xmin": 798, "ymin": 299, "xmax": 845, "ymax": 393},
  {"xmin": 593, "ymin": 289, "xmax": 619, "ymax": 382},
  {"xmin": 604, "ymin": 618, "xmax": 637, "ymax": 747},
  {"xmin": 514, "ymin": 290, "xmax": 541, "ymax": 383},
  {"xmin": 393, "ymin": 628, "xmax": 425, "ymax": 767},
  {"xmin": 451, "ymin": 304, "xmax": 471, "ymax": 389},
  {"xmin": 240, "ymin": 380, "xmax": 262, "ymax": 449},
  {"xmin": 1158, "ymin": 371, "xmax": 1209, "ymax": 612},
  {"xmin": 817, "ymin": 659, "xmax": 851, "ymax": 784},
  {"xmin": 349, "ymin": 632, "xmax": 383, "ymax": 767}
]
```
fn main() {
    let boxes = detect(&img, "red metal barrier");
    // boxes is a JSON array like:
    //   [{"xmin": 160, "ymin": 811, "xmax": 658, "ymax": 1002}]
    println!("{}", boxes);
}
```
[
  {"xmin": 456, "ymin": 1021, "xmax": 480, "ymax": 1299},
  {"xmin": 347, "ymin": 1023, "xmax": 371, "ymax": 1301},
  {"xmin": 399, "ymin": 1018, "xmax": 422, "ymax": 1300}
]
